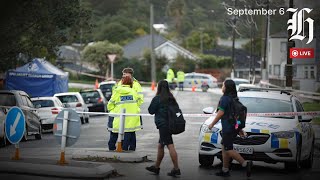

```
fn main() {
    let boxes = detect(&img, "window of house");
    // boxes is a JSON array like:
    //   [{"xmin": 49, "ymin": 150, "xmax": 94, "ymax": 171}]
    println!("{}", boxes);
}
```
[
  {"xmin": 311, "ymin": 71, "xmax": 315, "ymax": 79},
  {"xmin": 274, "ymin": 65, "xmax": 280, "ymax": 76},
  {"xmin": 304, "ymin": 71, "xmax": 308, "ymax": 78},
  {"xmin": 280, "ymin": 42, "xmax": 287, "ymax": 52}
]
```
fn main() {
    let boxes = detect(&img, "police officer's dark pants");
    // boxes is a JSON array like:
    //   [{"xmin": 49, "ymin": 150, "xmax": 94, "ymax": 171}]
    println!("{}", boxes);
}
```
[
  {"xmin": 108, "ymin": 132, "xmax": 118, "ymax": 151},
  {"xmin": 108, "ymin": 116, "xmax": 117, "ymax": 151},
  {"xmin": 122, "ymin": 132, "xmax": 136, "ymax": 151},
  {"xmin": 179, "ymin": 82, "xmax": 184, "ymax": 91}
]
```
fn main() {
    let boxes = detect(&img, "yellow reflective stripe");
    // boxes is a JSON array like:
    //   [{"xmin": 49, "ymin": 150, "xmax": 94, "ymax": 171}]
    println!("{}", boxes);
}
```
[
  {"xmin": 279, "ymin": 138, "xmax": 289, "ymax": 148},
  {"xmin": 115, "ymin": 100, "xmax": 137, "ymax": 105},
  {"xmin": 204, "ymin": 133, "xmax": 211, "ymax": 142},
  {"xmin": 108, "ymin": 126, "xmax": 142, "ymax": 132},
  {"xmin": 261, "ymin": 129, "xmax": 269, "ymax": 134}
]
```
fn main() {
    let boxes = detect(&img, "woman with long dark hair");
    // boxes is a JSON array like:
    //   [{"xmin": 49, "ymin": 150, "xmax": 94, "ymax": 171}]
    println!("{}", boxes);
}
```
[
  {"xmin": 208, "ymin": 79, "xmax": 252, "ymax": 177},
  {"xmin": 146, "ymin": 80, "xmax": 181, "ymax": 177}
]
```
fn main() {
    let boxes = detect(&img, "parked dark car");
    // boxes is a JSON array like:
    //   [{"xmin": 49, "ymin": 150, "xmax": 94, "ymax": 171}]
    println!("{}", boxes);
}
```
[
  {"xmin": 0, "ymin": 107, "xmax": 7, "ymax": 147},
  {"xmin": 80, "ymin": 89, "xmax": 107, "ymax": 113},
  {"xmin": 98, "ymin": 81, "xmax": 116, "ymax": 101},
  {"xmin": 0, "ymin": 90, "xmax": 42, "ymax": 141}
]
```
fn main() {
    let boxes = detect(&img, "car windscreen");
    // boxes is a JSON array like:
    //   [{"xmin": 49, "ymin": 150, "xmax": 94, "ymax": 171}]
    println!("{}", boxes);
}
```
[
  {"xmin": 0, "ymin": 93, "xmax": 16, "ymax": 106},
  {"xmin": 80, "ymin": 91, "xmax": 100, "ymax": 103},
  {"xmin": 100, "ymin": 84, "xmax": 114, "ymax": 92},
  {"xmin": 239, "ymin": 97, "xmax": 294, "ymax": 119},
  {"xmin": 56, "ymin": 95, "xmax": 79, "ymax": 103},
  {"xmin": 32, "ymin": 100, "xmax": 54, "ymax": 108}
]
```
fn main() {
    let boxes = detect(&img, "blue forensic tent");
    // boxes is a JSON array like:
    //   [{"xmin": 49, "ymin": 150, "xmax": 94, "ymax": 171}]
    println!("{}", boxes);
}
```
[{"xmin": 6, "ymin": 58, "xmax": 68, "ymax": 97}]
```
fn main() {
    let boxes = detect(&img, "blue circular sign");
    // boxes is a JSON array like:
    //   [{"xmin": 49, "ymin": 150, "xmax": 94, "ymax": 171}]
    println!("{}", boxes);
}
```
[{"xmin": 5, "ymin": 107, "xmax": 26, "ymax": 144}]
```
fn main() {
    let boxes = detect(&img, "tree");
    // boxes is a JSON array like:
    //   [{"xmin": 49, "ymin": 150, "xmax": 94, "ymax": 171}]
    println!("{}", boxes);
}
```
[
  {"xmin": 0, "ymin": 0, "xmax": 91, "ymax": 73},
  {"xmin": 95, "ymin": 22, "xmax": 133, "ymax": 43},
  {"xmin": 184, "ymin": 31, "xmax": 215, "ymax": 53},
  {"xmin": 166, "ymin": 0, "xmax": 186, "ymax": 35},
  {"xmin": 82, "ymin": 41, "xmax": 123, "ymax": 77}
]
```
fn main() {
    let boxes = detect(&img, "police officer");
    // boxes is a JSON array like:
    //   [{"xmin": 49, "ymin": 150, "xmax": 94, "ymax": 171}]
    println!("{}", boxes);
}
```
[
  {"xmin": 176, "ymin": 70, "xmax": 185, "ymax": 91},
  {"xmin": 107, "ymin": 76, "xmax": 143, "ymax": 151},
  {"xmin": 166, "ymin": 68, "xmax": 175, "ymax": 89}
]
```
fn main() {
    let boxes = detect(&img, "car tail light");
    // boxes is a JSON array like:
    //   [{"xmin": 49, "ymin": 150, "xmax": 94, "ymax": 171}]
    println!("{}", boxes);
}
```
[
  {"xmin": 97, "ymin": 98, "xmax": 103, "ymax": 103},
  {"xmin": 76, "ymin": 103, "xmax": 82, "ymax": 107},
  {"xmin": 51, "ymin": 108, "xmax": 59, "ymax": 114}
]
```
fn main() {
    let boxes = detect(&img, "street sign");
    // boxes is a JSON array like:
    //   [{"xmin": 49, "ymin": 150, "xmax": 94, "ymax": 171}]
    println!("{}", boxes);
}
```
[
  {"xmin": 53, "ymin": 109, "xmax": 81, "ymax": 147},
  {"xmin": 108, "ymin": 54, "xmax": 117, "ymax": 63},
  {"xmin": 5, "ymin": 107, "xmax": 25, "ymax": 144}
]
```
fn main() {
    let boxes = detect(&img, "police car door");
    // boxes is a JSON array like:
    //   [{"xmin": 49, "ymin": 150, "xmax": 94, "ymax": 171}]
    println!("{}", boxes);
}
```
[{"xmin": 295, "ymin": 100, "xmax": 312, "ymax": 159}]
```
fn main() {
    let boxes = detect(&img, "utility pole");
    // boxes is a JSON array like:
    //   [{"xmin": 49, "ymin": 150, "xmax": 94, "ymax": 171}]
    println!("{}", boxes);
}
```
[
  {"xmin": 262, "ymin": 0, "xmax": 270, "ymax": 84},
  {"xmin": 231, "ymin": 0, "xmax": 238, "ymax": 79},
  {"xmin": 150, "ymin": 3, "xmax": 156, "ymax": 84},
  {"xmin": 200, "ymin": 28, "xmax": 203, "ymax": 54},
  {"xmin": 285, "ymin": 0, "xmax": 295, "ymax": 89}
]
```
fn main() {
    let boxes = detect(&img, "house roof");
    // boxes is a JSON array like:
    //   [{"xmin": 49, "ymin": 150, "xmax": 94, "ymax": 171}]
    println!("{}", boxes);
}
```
[
  {"xmin": 270, "ymin": 31, "xmax": 288, "ymax": 38},
  {"xmin": 123, "ymin": 34, "xmax": 167, "ymax": 59},
  {"xmin": 155, "ymin": 41, "xmax": 198, "ymax": 60},
  {"xmin": 204, "ymin": 47, "xmax": 261, "ymax": 69}
]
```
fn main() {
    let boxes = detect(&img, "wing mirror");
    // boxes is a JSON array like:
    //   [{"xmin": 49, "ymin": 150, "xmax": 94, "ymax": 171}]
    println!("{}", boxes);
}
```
[
  {"xmin": 299, "ymin": 115, "xmax": 312, "ymax": 122},
  {"xmin": 203, "ymin": 107, "xmax": 214, "ymax": 114}
]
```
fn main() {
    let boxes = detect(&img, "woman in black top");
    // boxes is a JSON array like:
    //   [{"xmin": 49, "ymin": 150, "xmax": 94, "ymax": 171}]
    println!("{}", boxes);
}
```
[
  {"xmin": 146, "ymin": 80, "xmax": 181, "ymax": 177},
  {"xmin": 208, "ymin": 79, "xmax": 252, "ymax": 177}
]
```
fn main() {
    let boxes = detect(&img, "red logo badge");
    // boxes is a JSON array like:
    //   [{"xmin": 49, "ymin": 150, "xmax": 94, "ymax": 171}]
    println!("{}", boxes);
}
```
[{"xmin": 290, "ymin": 48, "xmax": 314, "ymax": 58}]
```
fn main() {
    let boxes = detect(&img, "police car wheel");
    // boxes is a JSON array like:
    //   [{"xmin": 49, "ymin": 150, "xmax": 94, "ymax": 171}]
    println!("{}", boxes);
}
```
[
  {"xmin": 199, "ymin": 154, "xmax": 214, "ymax": 167},
  {"xmin": 301, "ymin": 139, "xmax": 314, "ymax": 169}
]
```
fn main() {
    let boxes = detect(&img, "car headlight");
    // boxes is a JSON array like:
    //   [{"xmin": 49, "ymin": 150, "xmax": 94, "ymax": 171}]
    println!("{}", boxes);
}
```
[
  {"xmin": 272, "ymin": 131, "xmax": 295, "ymax": 139},
  {"xmin": 200, "ymin": 124, "xmax": 219, "ymax": 133}
]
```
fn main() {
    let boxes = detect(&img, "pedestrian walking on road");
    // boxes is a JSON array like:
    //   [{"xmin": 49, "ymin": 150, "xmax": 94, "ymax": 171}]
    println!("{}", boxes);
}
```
[
  {"xmin": 176, "ymin": 70, "xmax": 185, "ymax": 91},
  {"xmin": 107, "ymin": 76, "xmax": 143, "ymax": 151},
  {"xmin": 146, "ymin": 80, "xmax": 181, "ymax": 177},
  {"xmin": 208, "ymin": 79, "xmax": 252, "ymax": 177}
]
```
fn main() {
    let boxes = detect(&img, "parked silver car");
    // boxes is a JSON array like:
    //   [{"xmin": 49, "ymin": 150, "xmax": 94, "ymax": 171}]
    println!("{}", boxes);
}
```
[{"xmin": 0, "ymin": 90, "xmax": 42, "ymax": 141}]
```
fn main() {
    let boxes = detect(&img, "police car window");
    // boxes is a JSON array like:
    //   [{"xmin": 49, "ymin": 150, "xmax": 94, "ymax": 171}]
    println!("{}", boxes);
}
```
[
  {"xmin": 202, "ymin": 76, "xmax": 209, "ymax": 79},
  {"xmin": 239, "ymin": 97, "xmax": 294, "ymax": 118},
  {"xmin": 0, "ymin": 93, "xmax": 16, "ymax": 106},
  {"xmin": 185, "ymin": 75, "xmax": 192, "ymax": 79},
  {"xmin": 295, "ymin": 100, "xmax": 304, "ymax": 112}
]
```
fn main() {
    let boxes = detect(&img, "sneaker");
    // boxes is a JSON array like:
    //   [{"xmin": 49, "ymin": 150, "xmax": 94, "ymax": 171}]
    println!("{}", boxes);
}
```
[
  {"xmin": 246, "ymin": 161, "xmax": 253, "ymax": 177},
  {"xmin": 167, "ymin": 168, "xmax": 181, "ymax": 177},
  {"xmin": 146, "ymin": 165, "xmax": 160, "ymax": 175},
  {"xmin": 215, "ymin": 170, "xmax": 230, "ymax": 177}
]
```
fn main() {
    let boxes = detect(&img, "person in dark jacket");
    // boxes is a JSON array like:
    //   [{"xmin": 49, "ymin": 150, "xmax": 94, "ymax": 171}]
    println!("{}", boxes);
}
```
[
  {"xmin": 146, "ymin": 80, "xmax": 181, "ymax": 177},
  {"xmin": 208, "ymin": 79, "xmax": 252, "ymax": 177}
]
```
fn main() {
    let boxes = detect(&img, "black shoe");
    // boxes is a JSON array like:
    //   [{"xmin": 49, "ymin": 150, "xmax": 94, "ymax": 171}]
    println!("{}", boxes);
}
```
[
  {"xmin": 215, "ymin": 170, "xmax": 230, "ymax": 177},
  {"xmin": 146, "ymin": 165, "xmax": 160, "ymax": 175},
  {"xmin": 167, "ymin": 168, "xmax": 181, "ymax": 176},
  {"xmin": 246, "ymin": 161, "xmax": 253, "ymax": 177}
]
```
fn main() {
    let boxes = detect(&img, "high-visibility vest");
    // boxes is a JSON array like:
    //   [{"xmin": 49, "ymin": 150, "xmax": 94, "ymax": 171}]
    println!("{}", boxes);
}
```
[
  {"xmin": 116, "ymin": 77, "xmax": 144, "ymax": 104},
  {"xmin": 167, "ymin": 69, "xmax": 175, "ymax": 83},
  {"xmin": 107, "ymin": 85, "xmax": 143, "ymax": 132},
  {"xmin": 177, "ymin": 71, "xmax": 185, "ymax": 82}
]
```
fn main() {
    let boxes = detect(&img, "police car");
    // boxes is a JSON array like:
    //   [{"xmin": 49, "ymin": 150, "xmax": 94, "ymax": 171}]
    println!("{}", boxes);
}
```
[{"xmin": 198, "ymin": 87, "xmax": 315, "ymax": 170}]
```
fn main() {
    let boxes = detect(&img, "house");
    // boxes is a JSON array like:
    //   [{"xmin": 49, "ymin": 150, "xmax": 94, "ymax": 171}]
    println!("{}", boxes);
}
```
[
  {"xmin": 267, "ymin": 31, "xmax": 319, "ymax": 92},
  {"xmin": 204, "ymin": 47, "xmax": 261, "ymax": 81},
  {"xmin": 123, "ymin": 34, "xmax": 198, "ymax": 61}
]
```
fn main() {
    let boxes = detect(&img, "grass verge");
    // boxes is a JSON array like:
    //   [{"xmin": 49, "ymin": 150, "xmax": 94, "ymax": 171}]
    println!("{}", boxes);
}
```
[{"xmin": 303, "ymin": 102, "xmax": 320, "ymax": 125}]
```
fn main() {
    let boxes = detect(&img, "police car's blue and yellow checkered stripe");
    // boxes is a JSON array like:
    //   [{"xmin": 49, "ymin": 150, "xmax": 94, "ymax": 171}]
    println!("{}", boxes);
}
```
[
  {"xmin": 271, "ymin": 134, "xmax": 289, "ymax": 148},
  {"xmin": 203, "ymin": 132, "xmax": 218, "ymax": 144}
]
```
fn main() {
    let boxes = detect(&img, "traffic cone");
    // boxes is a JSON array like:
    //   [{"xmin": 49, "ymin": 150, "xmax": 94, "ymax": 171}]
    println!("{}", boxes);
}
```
[
  {"xmin": 151, "ymin": 81, "xmax": 155, "ymax": 91},
  {"xmin": 192, "ymin": 85, "xmax": 196, "ymax": 92},
  {"xmin": 95, "ymin": 79, "xmax": 99, "ymax": 89}
]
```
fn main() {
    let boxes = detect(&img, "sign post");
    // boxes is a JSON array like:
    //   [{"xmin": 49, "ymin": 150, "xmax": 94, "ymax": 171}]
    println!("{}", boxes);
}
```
[
  {"xmin": 5, "ymin": 107, "xmax": 26, "ymax": 160},
  {"xmin": 53, "ymin": 109, "xmax": 81, "ymax": 165},
  {"xmin": 108, "ymin": 54, "xmax": 117, "ymax": 80}
]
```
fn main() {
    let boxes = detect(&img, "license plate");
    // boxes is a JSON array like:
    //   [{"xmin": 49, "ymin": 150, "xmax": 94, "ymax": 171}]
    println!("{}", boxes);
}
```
[{"xmin": 233, "ymin": 146, "xmax": 253, "ymax": 154}]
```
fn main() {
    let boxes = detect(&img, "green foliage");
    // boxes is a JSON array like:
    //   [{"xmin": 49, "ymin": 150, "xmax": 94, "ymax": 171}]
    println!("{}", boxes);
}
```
[
  {"xmin": 82, "ymin": 41, "xmax": 123, "ymax": 76},
  {"xmin": 0, "ymin": 0, "xmax": 91, "ymax": 72},
  {"xmin": 184, "ymin": 30, "xmax": 216, "ymax": 52},
  {"xmin": 303, "ymin": 102, "xmax": 320, "ymax": 124},
  {"xmin": 95, "ymin": 22, "xmax": 133, "ymax": 43},
  {"xmin": 198, "ymin": 54, "xmax": 231, "ymax": 69},
  {"xmin": 242, "ymin": 38, "xmax": 263, "ymax": 56},
  {"xmin": 170, "ymin": 55, "xmax": 196, "ymax": 73}
]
